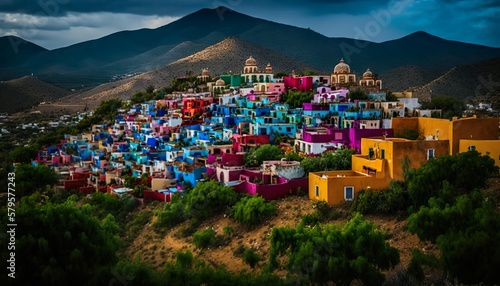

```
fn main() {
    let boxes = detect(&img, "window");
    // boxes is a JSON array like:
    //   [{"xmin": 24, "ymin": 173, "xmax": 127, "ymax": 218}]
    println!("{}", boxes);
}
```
[
  {"xmin": 315, "ymin": 185, "xmax": 319, "ymax": 197},
  {"xmin": 381, "ymin": 149, "xmax": 385, "ymax": 159},
  {"xmin": 427, "ymin": 149, "xmax": 435, "ymax": 160},
  {"xmin": 468, "ymin": 145, "xmax": 476, "ymax": 151},
  {"xmin": 286, "ymin": 127, "xmax": 291, "ymax": 132},
  {"xmin": 344, "ymin": 186, "xmax": 354, "ymax": 201}
]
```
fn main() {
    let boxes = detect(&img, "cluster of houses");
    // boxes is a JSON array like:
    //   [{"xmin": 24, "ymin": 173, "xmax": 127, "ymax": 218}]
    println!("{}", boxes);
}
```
[{"xmin": 30, "ymin": 57, "xmax": 500, "ymax": 206}]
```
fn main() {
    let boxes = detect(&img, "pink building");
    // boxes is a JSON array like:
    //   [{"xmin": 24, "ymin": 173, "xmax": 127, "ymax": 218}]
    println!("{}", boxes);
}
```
[
  {"xmin": 267, "ymin": 83, "xmax": 286, "ymax": 95},
  {"xmin": 314, "ymin": 86, "xmax": 349, "ymax": 103},
  {"xmin": 295, "ymin": 125, "xmax": 393, "ymax": 154},
  {"xmin": 207, "ymin": 153, "xmax": 309, "ymax": 201},
  {"xmin": 283, "ymin": 76, "xmax": 313, "ymax": 92},
  {"xmin": 232, "ymin": 169, "xmax": 308, "ymax": 200}
]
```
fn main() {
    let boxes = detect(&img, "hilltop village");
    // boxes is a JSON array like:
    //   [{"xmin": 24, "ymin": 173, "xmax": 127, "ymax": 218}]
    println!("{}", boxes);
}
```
[{"xmin": 30, "ymin": 56, "xmax": 500, "ymax": 206}]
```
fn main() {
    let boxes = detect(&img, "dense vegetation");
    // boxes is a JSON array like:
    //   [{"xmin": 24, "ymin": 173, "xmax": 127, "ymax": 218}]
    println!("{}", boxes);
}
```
[
  {"xmin": 280, "ymin": 90, "xmax": 314, "ymax": 108},
  {"xmin": 349, "ymin": 150, "xmax": 500, "ymax": 284},
  {"xmin": 244, "ymin": 144, "xmax": 283, "ymax": 167},
  {"xmin": 0, "ymin": 193, "xmax": 125, "ymax": 285},
  {"xmin": 230, "ymin": 196, "xmax": 276, "ymax": 229},
  {"xmin": 419, "ymin": 96, "xmax": 466, "ymax": 119},
  {"xmin": 267, "ymin": 213, "xmax": 400, "ymax": 285},
  {"xmin": 300, "ymin": 148, "xmax": 356, "ymax": 173},
  {"xmin": 76, "ymin": 98, "xmax": 123, "ymax": 132},
  {"xmin": 1, "ymin": 148, "xmax": 498, "ymax": 285},
  {"xmin": 404, "ymin": 151, "xmax": 499, "ymax": 284}
]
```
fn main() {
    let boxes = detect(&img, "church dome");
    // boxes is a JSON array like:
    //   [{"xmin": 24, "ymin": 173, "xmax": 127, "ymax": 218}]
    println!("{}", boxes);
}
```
[
  {"xmin": 334, "ymin": 58, "xmax": 350, "ymax": 74},
  {"xmin": 245, "ymin": 56, "xmax": 257, "ymax": 66},
  {"xmin": 215, "ymin": 78, "xmax": 226, "ymax": 86},
  {"xmin": 362, "ymin": 68, "xmax": 373, "ymax": 78},
  {"xmin": 265, "ymin": 63, "xmax": 273, "ymax": 73}
]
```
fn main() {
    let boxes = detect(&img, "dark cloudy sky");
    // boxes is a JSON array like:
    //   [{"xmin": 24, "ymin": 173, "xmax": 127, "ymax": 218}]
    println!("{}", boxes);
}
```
[{"xmin": 0, "ymin": 0, "xmax": 498, "ymax": 50}]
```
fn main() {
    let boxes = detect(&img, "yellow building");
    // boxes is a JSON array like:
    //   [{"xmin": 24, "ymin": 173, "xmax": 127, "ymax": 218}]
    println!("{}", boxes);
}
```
[
  {"xmin": 310, "ymin": 116, "xmax": 500, "ymax": 206},
  {"xmin": 459, "ymin": 139, "xmax": 500, "ymax": 167},
  {"xmin": 310, "ymin": 137, "xmax": 449, "ymax": 206},
  {"xmin": 392, "ymin": 117, "xmax": 500, "ymax": 155}
]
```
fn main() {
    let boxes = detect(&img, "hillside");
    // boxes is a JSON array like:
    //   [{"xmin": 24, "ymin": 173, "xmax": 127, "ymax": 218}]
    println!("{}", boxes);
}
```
[
  {"xmin": 381, "ymin": 65, "xmax": 442, "ymax": 91},
  {"xmin": 39, "ymin": 37, "xmax": 315, "ymax": 113},
  {"xmin": 0, "ymin": 76, "xmax": 71, "ymax": 113},
  {"xmin": 410, "ymin": 57, "xmax": 500, "ymax": 102},
  {"xmin": 125, "ymin": 196, "xmax": 425, "ymax": 278},
  {"xmin": 2, "ymin": 7, "xmax": 500, "ymax": 91},
  {"xmin": 0, "ymin": 36, "xmax": 48, "ymax": 80},
  {"xmin": 167, "ymin": 36, "xmax": 315, "ymax": 76}
]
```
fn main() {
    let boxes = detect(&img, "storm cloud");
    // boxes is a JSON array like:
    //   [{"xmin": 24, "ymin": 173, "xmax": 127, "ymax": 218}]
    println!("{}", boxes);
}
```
[{"xmin": 0, "ymin": 0, "xmax": 498, "ymax": 49}]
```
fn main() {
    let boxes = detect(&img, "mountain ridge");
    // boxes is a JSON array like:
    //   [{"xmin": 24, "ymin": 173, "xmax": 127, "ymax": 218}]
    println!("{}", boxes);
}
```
[{"xmin": 1, "ymin": 6, "xmax": 499, "ymax": 90}]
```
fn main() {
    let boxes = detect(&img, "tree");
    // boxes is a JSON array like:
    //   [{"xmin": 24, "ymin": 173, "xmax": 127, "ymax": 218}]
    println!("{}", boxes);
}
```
[
  {"xmin": 348, "ymin": 88, "xmax": 368, "ymax": 101},
  {"xmin": 243, "ymin": 249, "xmax": 260, "ymax": 268},
  {"xmin": 419, "ymin": 96, "xmax": 465, "ymax": 119},
  {"xmin": 231, "ymin": 196, "xmax": 276, "ymax": 229},
  {"xmin": 185, "ymin": 180, "xmax": 238, "ymax": 220},
  {"xmin": 244, "ymin": 144, "xmax": 283, "ymax": 167},
  {"xmin": 75, "ymin": 99, "xmax": 122, "ymax": 132},
  {"xmin": 9, "ymin": 146, "xmax": 39, "ymax": 163},
  {"xmin": 15, "ymin": 164, "xmax": 58, "ymax": 197},
  {"xmin": 133, "ymin": 185, "xmax": 147, "ymax": 198},
  {"xmin": 405, "ymin": 150, "xmax": 498, "ymax": 209},
  {"xmin": 267, "ymin": 213, "xmax": 399, "ymax": 285},
  {"xmin": 192, "ymin": 228, "xmax": 216, "ymax": 249},
  {"xmin": 0, "ymin": 194, "xmax": 120, "ymax": 285},
  {"xmin": 300, "ymin": 149, "xmax": 356, "ymax": 173},
  {"xmin": 154, "ymin": 198, "xmax": 186, "ymax": 228},
  {"xmin": 407, "ymin": 191, "xmax": 500, "ymax": 284},
  {"xmin": 386, "ymin": 91, "xmax": 398, "ymax": 102},
  {"xmin": 350, "ymin": 184, "xmax": 408, "ymax": 215},
  {"xmin": 93, "ymin": 98, "xmax": 122, "ymax": 121},
  {"xmin": 145, "ymin": 85, "xmax": 155, "ymax": 94},
  {"xmin": 394, "ymin": 127, "xmax": 423, "ymax": 140},
  {"xmin": 281, "ymin": 90, "xmax": 314, "ymax": 108}
]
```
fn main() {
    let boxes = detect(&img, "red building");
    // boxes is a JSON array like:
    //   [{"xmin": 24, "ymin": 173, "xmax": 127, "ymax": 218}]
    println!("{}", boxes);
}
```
[
  {"xmin": 283, "ymin": 75, "xmax": 313, "ymax": 92},
  {"xmin": 232, "ymin": 134, "xmax": 270, "ymax": 152},
  {"xmin": 181, "ymin": 98, "xmax": 213, "ymax": 120}
]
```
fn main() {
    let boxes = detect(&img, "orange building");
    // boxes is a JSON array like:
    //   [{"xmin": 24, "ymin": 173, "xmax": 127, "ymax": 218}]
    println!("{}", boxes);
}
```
[
  {"xmin": 391, "ymin": 116, "xmax": 499, "ymax": 155},
  {"xmin": 309, "ymin": 137, "xmax": 449, "ymax": 205},
  {"xmin": 310, "ymin": 116, "xmax": 500, "ymax": 206}
]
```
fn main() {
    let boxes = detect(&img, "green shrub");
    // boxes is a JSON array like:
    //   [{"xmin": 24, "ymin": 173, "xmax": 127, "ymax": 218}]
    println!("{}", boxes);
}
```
[
  {"xmin": 179, "ymin": 219, "xmax": 201, "ymax": 237},
  {"xmin": 243, "ymin": 249, "xmax": 260, "ymax": 268},
  {"xmin": 231, "ymin": 196, "xmax": 276, "ymax": 229},
  {"xmin": 300, "ymin": 213, "xmax": 321, "ymax": 226},
  {"xmin": 154, "ymin": 201, "xmax": 186, "ymax": 229},
  {"xmin": 233, "ymin": 245, "xmax": 246, "ymax": 257},
  {"xmin": 192, "ymin": 228, "xmax": 216, "ymax": 249},
  {"xmin": 175, "ymin": 250, "xmax": 194, "ymax": 269},
  {"xmin": 223, "ymin": 225, "xmax": 234, "ymax": 237},
  {"xmin": 350, "ymin": 188, "xmax": 407, "ymax": 215},
  {"xmin": 133, "ymin": 185, "xmax": 147, "ymax": 198},
  {"xmin": 186, "ymin": 180, "xmax": 238, "ymax": 220},
  {"xmin": 300, "ymin": 201, "xmax": 340, "ymax": 226}
]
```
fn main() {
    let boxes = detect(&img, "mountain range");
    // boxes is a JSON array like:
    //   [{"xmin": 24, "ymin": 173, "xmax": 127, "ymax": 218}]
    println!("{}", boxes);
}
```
[{"xmin": 1, "ymin": 6, "xmax": 500, "ymax": 113}]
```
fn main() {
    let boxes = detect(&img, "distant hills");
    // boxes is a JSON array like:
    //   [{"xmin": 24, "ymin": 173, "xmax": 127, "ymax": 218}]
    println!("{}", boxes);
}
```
[
  {"xmin": 410, "ymin": 57, "xmax": 500, "ymax": 101},
  {"xmin": 1, "ymin": 6, "xmax": 500, "ymax": 90},
  {"xmin": 0, "ymin": 76, "xmax": 70, "ymax": 113},
  {"xmin": 46, "ymin": 37, "xmax": 316, "ymax": 112}
]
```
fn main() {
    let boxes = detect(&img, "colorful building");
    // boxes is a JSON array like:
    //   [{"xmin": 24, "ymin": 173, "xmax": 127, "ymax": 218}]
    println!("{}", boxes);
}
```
[{"xmin": 309, "ymin": 136, "xmax": 449, "ymax": 206}]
